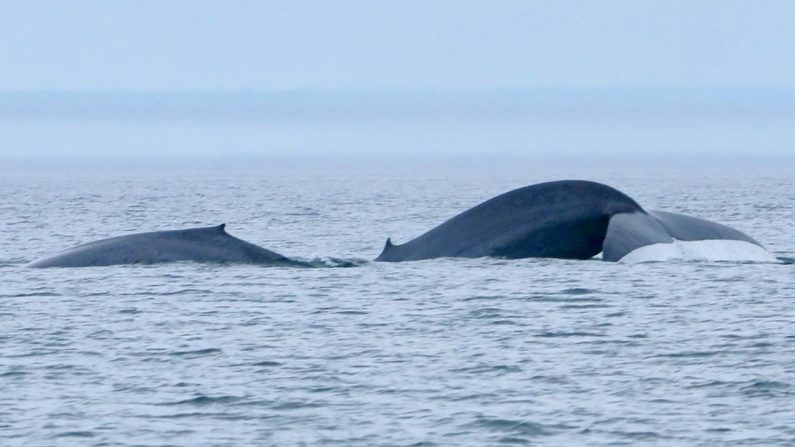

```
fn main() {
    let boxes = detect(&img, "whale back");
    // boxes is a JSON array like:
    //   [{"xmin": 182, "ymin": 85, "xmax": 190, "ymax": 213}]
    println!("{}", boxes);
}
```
[
  {"xmin": 377, "ymin": 180, "xmax": 645, "ymax": 261},
  {"xmin": 27, "ymin": 224, "xmax": 298, "ymax": 268}
]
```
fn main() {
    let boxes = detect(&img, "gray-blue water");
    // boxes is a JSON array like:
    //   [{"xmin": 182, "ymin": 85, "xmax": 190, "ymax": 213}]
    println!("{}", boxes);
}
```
[{"xmin": 2, "ymin": 167, "xmax": 794, "ymax": 446}]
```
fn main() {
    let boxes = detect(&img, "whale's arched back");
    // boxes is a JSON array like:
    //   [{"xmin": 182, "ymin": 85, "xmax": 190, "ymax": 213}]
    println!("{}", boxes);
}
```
[
  {"xmin": 27, "ymin": 224, "xmax": 302, "ymax": 268},
  {"xmin": 376, "ymin": 180, "xmax": 645, "ymax": 262},
  {"xmin": 376, "ymin": 180, "xmax": 771, "ymax": 263}
]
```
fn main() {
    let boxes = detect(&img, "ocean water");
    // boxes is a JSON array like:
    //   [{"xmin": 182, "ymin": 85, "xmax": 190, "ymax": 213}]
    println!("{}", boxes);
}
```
[{"xmin": 1, "ymin": 166, "xmax": 794, "ymax": 446}]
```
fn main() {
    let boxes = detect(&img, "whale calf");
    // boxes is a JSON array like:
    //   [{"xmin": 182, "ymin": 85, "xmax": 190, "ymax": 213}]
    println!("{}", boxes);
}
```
[
  {"xmin": 27, "ymin": 224, "xmax": 302, "ymax": 268},
  {"xmin": 376, "ymin": 180, "xmax": 775, "ymax": 263}
]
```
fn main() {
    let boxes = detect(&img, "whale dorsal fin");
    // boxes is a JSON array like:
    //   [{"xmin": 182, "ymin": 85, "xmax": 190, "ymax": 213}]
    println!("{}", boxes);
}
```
[
  {"xmin": 376, "ymin": 237, "xmax": 398, "ymax": 261},
  {"xmin": 215, "ymin": 223, "xmax": 227, "ymax": 234}
]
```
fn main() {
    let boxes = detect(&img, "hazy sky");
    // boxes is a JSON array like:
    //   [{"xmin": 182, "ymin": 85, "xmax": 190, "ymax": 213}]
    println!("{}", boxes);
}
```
[
  {"xmin": 2, "ymin": 1, "xmax": 795, "ymax": 164},
  {"xmin": 2, "ymin": 0, "xmax": 795, "ymax": 91}
]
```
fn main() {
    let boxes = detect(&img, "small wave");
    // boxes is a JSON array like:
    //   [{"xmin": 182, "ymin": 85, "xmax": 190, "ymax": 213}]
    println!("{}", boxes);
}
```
[
  {"xmin": 168, "ymin": 348, "xmax": 223, "ymax": 358},
  {"xmin": 271, "ymin": 400, "xmax": 323, "ymax": 410},
  {"xmin": 307, "ymin": 386, "xmax": 338, "ymax": 393},
  {"xmin": 152, "ymin": 411, "xmax": 220, "ymax": 419},
  {"xmin": 252, "ymin": 360, "xmax": 282, "ymax": 367},
  {"xmin": 451, "ymin": 364, "xmax": 521, "ymax": 376},
  {"xmin": 303, "ymin": 257, "xmax": 369, "ymax": 268},
  {"xmin": 118, "ymin": 307, "xmax": 141, "ymax": 314},
  {"xmin": 0, "ymin": 258, "xmax": 30, "ymax": 267},
  {"xmin": 357, "ymin": 322, "xmax": 389, "ymax": 328},
  {"xmin": 685, "ymin": 380, "xmax": 737, "ymax": 389},
  {"xmin": 524, "ymin": 295, "xmax": 604, "ymax": 303},
  {"xmin": 535, "ymin": 331, "xmax": 605, "ymax": 338},
  {"xmin": 52, "ymin": 431, "xmax": 95, "ymax": 438},
  {"xmin": 87, "ymin": 329, "xmax": 114, "ymax": 338},
  {"xmin": 122, "ymin": 288, "xmax": 213, "ymax": 296},
  {"xmin": 489, "ymin": 319, "xmax": 519, "ymax": 325},
  {"xmin": 444, "ymin": 392, "xmax": 500, "ymax": 402},
  {"xmin": 529, "ymin": 374, "xmax": 569, "ymax": 384},
  {"xmin": 648, "ymin": 350, "xmax": 722, "ymax": 358},
  {"xmin": 469, "ymin": 416, "xmax": 555, "ymax": 438},
  {"xmin": 0, "ymin": 292, "xmax": 60, "ymax": 298},
  {"xmin": 3, "ymin": 350, "xmax": 58, "ymax": 358},
  {"xmin": 742, "ymin": 380, "xmax": 790, "ymax": 397},
  {"xmin": 157, "ymin": 394, "xmax": 243, "ymax": 406},
  {"xmin": 611, "ymin": 430, "xmax": 663, "ymax": 440},
  {"xmin": 45, "ymin": 363, "xmax": 80, "ymax": 371},
  {"xmin": 468, "ymin": 307, "xmax": 506, "ymax": 319},
  {"xmin": 150, "ymin": 412, "xmax": 260, "ymax": 422},
  {"xmin": 462, "ymin": 295, "xmax": 502, "ymax": 302},
  {"xmin": 560, "ymin": 287, "xmax": 598, "ymax": 295},
  {"xmin": 335, "ymin": 309, "xmax": 368, "ymax": 315},
  {"xmin": 559, "ymin": 304, "xmax": 611, "ymax": 309}
]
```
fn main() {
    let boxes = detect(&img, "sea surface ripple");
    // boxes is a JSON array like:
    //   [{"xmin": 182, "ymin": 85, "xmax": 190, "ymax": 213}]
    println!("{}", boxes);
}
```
[{"xmin": 1, "ymin": 167, "xmax": 794, "ymax": 446}]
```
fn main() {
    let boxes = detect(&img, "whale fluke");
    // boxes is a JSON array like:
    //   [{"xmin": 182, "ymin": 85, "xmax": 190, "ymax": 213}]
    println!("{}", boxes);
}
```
[
  {"xmin": 603, "ymin": 210, "xmax": 775, "ymax": 262},
  {"xmin": 27, "ymin": 224, "xmax": 304, "ymax": 268},
  {"xmin": 602, "ymin": 212, "xmax": 673, "ymax": 261},
  {"xmin": 649, "ymin": 210, "xmax": 761, "ymax": 245}
]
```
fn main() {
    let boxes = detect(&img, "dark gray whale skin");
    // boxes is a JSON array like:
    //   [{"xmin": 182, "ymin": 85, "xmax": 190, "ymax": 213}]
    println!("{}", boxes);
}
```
[
  {"xmin": 26, "ymin": 224, "xmax": 303, "ymax": 268},
  {"xmin": 376, "ymin": 180, "xmax": 765, "ymax": 262},
  {"xmin": 376, "ymin": 180, "xmax": 645, "ymax": 262}
]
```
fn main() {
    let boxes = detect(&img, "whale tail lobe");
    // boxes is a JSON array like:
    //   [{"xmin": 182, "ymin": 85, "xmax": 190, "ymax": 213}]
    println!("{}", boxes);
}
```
[{"xmin": 602, "ymin": 211, "xmax": 774, "ymax": 262}]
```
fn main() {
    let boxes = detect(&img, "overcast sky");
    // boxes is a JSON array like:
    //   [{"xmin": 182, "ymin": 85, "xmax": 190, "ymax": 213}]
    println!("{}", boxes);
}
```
[
  {"xmin": 2, "ymin": 0, "xmax": 795, "ymax": 91},
  {"xmin": 2, "ymin": 1, "xmax": 794, "ymax": 164}
]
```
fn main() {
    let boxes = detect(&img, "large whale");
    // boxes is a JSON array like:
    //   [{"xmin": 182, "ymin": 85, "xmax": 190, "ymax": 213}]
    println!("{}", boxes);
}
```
[
  {"xmin": 376, "ymin": 180, "xmax": 775, "ymax": 263},
  {"xmin": 27, "ymin": 224, "xmax": 303, "ymax": 268}
]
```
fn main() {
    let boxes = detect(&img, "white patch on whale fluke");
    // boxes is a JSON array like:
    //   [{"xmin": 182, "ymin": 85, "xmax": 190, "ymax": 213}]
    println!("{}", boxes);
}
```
[{"xmin": 619, "ymin": 239, "xmax": 779, "ymax": 263}]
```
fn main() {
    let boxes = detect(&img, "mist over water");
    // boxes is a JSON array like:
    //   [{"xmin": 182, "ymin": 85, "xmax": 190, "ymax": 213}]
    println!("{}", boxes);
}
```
[
  {"xmin": 2, "ymin": 165, "xmax": 794, "ymax": 446},
  {"xmin": 2, "ymin": 90, "xmax": 795, "ymax": 167}
]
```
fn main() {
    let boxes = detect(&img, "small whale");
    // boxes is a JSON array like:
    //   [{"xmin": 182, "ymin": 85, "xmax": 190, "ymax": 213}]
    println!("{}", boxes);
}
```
[
  {"xmin": 376, "ymin": 180, "xmax": 775, "ymax": 263},
  {"xmin": 26, "ymin": 224, "xmax": 304, "ymax": 268}
]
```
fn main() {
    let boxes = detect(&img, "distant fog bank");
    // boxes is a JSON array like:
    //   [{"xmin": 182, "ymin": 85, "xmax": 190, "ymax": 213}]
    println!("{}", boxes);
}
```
[{"xmin": 1, "ymin": 89, "xmax": 794, "ymax": 165}]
